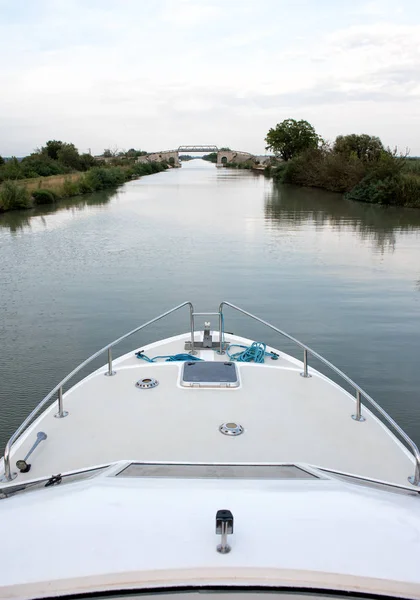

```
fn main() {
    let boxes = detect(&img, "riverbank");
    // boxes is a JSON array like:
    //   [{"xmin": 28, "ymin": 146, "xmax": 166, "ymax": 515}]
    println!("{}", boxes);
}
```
[
  {"xmin": 265, "ymin": 151, "xmax": 420, "ymax": 209},
  {"xmin": 0, "ymin": 161, "xmax": 168, "ymax": 213}
]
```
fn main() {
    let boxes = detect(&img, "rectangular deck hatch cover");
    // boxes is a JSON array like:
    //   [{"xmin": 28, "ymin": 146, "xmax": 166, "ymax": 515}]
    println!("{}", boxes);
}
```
[{"xmin": 182, "ymin": 361, "xmax": 239, "ymax": 387}]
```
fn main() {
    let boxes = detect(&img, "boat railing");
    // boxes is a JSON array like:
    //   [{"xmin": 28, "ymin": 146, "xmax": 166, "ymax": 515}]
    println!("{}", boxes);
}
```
[
  {"xmin": 218, "ymin": 301, "xmax": 420, "ymax": 487},
  {"xmin": 1, "ymin": 301, "xmax": 196, "ymax": 482},
  {"xmin": 2, "ymin": 300, "xmax": 419, "ymax": 486}
]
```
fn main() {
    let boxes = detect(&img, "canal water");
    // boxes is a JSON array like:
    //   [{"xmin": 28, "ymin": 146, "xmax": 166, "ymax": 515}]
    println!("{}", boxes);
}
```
[{"xmin": 1, "ymin": 159, "xmax": 420, "ymax": 451}]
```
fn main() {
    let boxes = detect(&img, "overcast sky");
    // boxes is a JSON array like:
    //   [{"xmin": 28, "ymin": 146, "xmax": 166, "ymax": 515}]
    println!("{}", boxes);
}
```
[{"xmin": 1, "ymin": 0, "xmax": 419, "ymax": 156}]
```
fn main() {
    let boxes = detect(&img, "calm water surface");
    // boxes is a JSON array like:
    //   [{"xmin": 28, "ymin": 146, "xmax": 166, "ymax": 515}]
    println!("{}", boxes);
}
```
[{"xmin": 1, "ymin": 159, "xmax": 420, "ymax": 450}]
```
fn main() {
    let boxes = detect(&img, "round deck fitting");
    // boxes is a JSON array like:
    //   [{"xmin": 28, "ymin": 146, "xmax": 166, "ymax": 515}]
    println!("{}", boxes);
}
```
[
  {"xmin": 219, "ymin": 422, "xmax": 244, "ymax": 436},
  {"xmin": 135, "ymin": 377, "xmax": 159, "ymax": 389}
]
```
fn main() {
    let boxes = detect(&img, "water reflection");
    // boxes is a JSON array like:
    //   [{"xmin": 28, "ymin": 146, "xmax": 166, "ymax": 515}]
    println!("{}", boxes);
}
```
[
  {"xmin": 0, "ymin": 189, "xmax": 115, "ymax": 233},
  {"xmin": 265, "ymin": 184, "xmax": 420, "ymax": 254}
]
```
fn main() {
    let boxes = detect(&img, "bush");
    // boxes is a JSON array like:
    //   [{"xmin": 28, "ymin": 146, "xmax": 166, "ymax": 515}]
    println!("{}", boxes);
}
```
[
  {"xmin": 345, "ymin": 175, "xmax": 400, "ymax": 205},
  {"xmin": 0, "ymin": 181, "xmax": 31, "ymax": 210},
  {"xmin": 345, "ymin": 171, "xmax": 420, "ymax": 207},
  {"xmin": 0, "ymin": 157, "xmax": 23, "ymax": 182},
  {"xmin": 131, "ymin": 161, "xmax": 168, "ymax": 177},
  {"xmin": 403, "ymin": 159, "xmax": 420, "ymax": 175},
  {"xmin": 82, "ymin": 167, "xmax": 127, "ymax": 190},
  {"xmin": 270, "ymin": 162, "xmax": 288, "ymax": 181},
  {"xmin": 282, "ymin": 149, "xmax": 366, "ymax": 192},
  {"xmin": 78, "ymin": 177, "xmax": 95, "ymax": 194},
  {"xmin": 21, "ymin": 154, "xmax": 66, "ymax": 178},
  {"xmin": 62, "ymin": 179, "xmax": 81, "ymax": 196},
  {"xmin": 32, "ymin": 189, "xmax": 58, "ymax": 205}
]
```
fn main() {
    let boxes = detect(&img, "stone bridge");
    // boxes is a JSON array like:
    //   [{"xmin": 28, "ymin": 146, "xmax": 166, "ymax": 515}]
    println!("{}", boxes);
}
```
[{"xmin": 137, "ymin": 146, "xmax": 261, "ymax": 167}]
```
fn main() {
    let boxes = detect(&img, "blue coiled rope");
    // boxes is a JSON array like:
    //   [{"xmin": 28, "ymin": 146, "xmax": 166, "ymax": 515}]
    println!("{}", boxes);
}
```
[
  {"xmin": 136, "ymin": 351, "xmax": 202, "ymax": 363},
  {"xmin": 226, "ymin": 341, "xmax": 278, "ymax": 363},
  {"xmin": 135, "ymin": 312, "xmax": 277, "ymax": 365}
]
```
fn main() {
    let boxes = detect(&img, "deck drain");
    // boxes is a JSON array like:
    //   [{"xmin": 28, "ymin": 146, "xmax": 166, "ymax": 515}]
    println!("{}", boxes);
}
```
[
  {"xmin": 136, "ymin": 377, "xmax": 159, "ymax": 389},
  {"xmin": 219, "ymin": 422, "xmax": 244, "ymax": 436}
]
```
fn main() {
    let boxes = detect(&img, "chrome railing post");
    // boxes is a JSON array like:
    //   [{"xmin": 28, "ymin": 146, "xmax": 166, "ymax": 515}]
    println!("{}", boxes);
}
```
[
  {"xmin": 1, "ymin": 451, "xmax": 14, "ymax": 481},
  {"xmin": 409, "ymin": 462, "xmax": 420, "ymax": 486},
  {"xmin": 104, "ymin": 347, "xmax": 116, "ymax": 376},
  {"xmin": 190, "ymin": 304, "xmax": 196, "ymax": 355},
  {"xmin": 300, "ymin": 349, "xmax": 311, "ymax": 378},
  {"xmin": 54, "ymin": 386, "xmax": 68, "ymax": 419},
  {"xmin": 352, "ymin": 391, "xmax": 366, "ymax": 422},
  {"xmin": 218, "ymin": 304, "xmax": 225, "ymax": 355}
]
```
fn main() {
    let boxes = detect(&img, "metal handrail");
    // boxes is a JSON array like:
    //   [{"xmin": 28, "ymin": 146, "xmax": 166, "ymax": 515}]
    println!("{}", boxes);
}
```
[
  {"xmin": 2, "ymin": 299, "xmax": 419, "ymax": 487},
  {"xmin": 219, "ymin": 301, "xmax": 420, "ymax": 486},
  {"xmin": 2, "ymin": 301, "xmax": 195, "ymax": 482}
]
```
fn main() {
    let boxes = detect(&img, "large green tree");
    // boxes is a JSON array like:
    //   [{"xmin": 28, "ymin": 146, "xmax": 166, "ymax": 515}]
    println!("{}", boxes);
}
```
[
  {"xmin": 265, "ymin": 119, "xmax": 320, "ymax": 161},
  {"xmin": 42, "ymin": 140, "xmax": 64, "ymax": 160},
  {"xmin": 0, "ymin": 155, "xmax": 4, "ymax": 166},
  {"xmin": 57, "ymin": 143, "xmax": 81, "ymax": 169},
  {"xmin": 333, "ymin": 134, "xmax": 384, "ymax": 162}
]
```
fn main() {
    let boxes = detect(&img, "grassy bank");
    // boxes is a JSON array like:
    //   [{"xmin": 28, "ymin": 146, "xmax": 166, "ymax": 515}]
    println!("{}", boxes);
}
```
[
  {"xmin": 0, "ymin": 162, "xmax": 167, "ymax": 213},
  {"xmin": 266, "ymin": 149, "xmax": 420, "ymax": 209}
]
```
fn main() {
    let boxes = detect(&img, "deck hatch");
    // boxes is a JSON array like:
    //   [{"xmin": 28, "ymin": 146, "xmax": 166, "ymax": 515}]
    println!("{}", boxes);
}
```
[
  {"xmin": 116, "ymin": 463, "xmax": 318, "ymax": 479},
  {"xmin": 181, "ymin": 361, "xmax": 239, "ymax": 388}
]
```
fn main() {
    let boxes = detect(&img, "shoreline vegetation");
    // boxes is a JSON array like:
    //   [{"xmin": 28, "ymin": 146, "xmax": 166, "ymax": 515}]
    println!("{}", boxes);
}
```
[
  {"xmin": 265, "ymin": 151, "xmax": 420, "ymax": 209},
  {"xmin": 262, "ymin": 120, "xmax": 420, "ymax": 209},
  {"xmin": 220, "ymin": 120, "xmax": 420, "ymax": 209},
  {"xmin": 2, "ymin": 127, "xmax": 420, "ymax": 212},
  {"xmin": 0, "ymin": 141, "xmax": 168, "ymax": 213}
]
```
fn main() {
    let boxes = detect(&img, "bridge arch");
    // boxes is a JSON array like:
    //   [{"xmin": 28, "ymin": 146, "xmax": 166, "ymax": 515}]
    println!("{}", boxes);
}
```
[{"xmin": 136, "ymin": 145, "xmax": 257, "ymax": 168}]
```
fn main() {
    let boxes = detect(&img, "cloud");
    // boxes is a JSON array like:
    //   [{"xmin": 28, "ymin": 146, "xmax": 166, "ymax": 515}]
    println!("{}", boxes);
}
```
[
  {"xmin": 0, "ymin": 1, "xmax": 420, "ymax": 156},
  {"xmin": 349, "ymin": 0, "xmax": 403, "ymax": 17},
  {"xmin": 160, "ymin": 0, "xmax": 222, "ymax": 27}
]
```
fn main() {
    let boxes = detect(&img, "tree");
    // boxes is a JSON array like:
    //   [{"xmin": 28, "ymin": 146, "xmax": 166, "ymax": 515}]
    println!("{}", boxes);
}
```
[
  {"xmin": 126, "ymin": 148, "xmax": 147, "ymax": 158},
  {"xmin": 102, "ymin": 146, "xmax": 119, "ymax": 158},
  {"xmin": 42, "ymin": 140, "xmax": 63, "ymax": 160},
  {"xmin": 333, "ymin": 134, "xmax": 384, "ymax": 162},
  {"xmin": 265, "ymin": 119, "xmax": 320, "ymax": 161},
  {"xmin": 79, "ymin": 153, "xmax": 97, "ymax": 171},
  {"xmin": 57, "ymin": 143, "xmax": 81, "ymax": 170},
  {"xmin": 0, "ymin": 155, "xmax": 4, "ymax": 166}
]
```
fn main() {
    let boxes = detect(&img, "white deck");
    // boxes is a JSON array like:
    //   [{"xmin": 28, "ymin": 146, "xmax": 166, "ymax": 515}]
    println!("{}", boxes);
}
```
[
  {"xmin": 3, "ymin": 332, "xmax": 415, "ymax": 487},
  {"xmin": 1, "ymin": 473, "xmax": 420, "ymax": 599}
]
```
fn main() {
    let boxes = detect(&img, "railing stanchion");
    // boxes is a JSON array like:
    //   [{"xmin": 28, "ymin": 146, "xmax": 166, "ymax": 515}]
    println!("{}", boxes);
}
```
[
  {"xmin": 409, "ymin": 462, "xmax": 420, "ymax": 486},
  {"xmin": 300, "ymin": 349, "xmax": 311, "ymax": 378},
  {"xmin": 352, "ymin": 391, "xmax": 366, "ymax": 422},
  {"xmin": 105, "ymin": 348, "xmax": 116, "ymax": 376},
  {"xmin": 54, "ymin": 386, "xmax": 68, "ymax": 419},
  {"xmin": 190, "ymin": 305, "xmax": 196, "ymax": 355},
  {"xmin": 218, "ymin": 307, "xmax": 225, "ymax": 355}
]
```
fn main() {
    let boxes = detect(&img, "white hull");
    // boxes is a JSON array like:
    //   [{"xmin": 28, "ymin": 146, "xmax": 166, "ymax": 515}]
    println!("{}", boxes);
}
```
[{"xmin": 1, "ymin": 302, "xmax": 419, "ymax": 599}]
